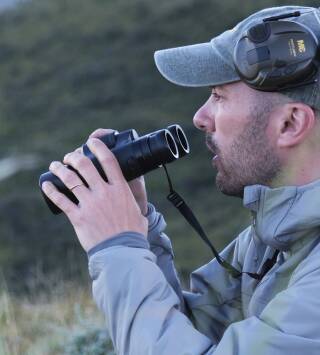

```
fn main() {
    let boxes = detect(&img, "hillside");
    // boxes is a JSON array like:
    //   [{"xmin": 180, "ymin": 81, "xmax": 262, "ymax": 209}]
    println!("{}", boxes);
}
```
[{"xmin": 0, "ymin": 0, "xmax": 318, "ymax": 290}]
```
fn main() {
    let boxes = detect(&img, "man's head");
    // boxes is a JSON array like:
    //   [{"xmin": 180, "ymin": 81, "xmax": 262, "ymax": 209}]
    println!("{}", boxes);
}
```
[
  {"xmin": 154, "ymin": 6, "xmax": 320, "ymax": 196},
  {"xmin": 193, "ymin": 82, "xmax": 287, "ymax": 197}
]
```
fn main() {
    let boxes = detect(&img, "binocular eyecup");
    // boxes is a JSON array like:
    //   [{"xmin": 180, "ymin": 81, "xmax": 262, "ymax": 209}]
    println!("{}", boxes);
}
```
[{"xmin": 39, "ymin": 124, "xmax": 190, "ymax": 215}]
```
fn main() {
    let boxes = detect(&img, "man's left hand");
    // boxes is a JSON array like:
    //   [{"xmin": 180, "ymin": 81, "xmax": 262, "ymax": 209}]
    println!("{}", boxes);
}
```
[{"xmin": 42, "ymin": 138, "xmax": 148, "ymax": 252}]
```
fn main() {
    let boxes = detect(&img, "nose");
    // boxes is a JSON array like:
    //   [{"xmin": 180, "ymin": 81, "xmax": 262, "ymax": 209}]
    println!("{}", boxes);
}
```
[{"xmin": 193, "ymin": 97, "xmax": 215, "ymax": 132}]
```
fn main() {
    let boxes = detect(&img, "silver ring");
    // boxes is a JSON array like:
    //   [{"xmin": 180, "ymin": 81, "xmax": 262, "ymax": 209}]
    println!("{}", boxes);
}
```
[{"xmin": 70, "ymin": 183, "xmax": 85, "ymax": 191}]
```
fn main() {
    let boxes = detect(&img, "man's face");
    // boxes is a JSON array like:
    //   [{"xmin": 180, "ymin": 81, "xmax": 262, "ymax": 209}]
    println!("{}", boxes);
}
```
[{"xmin": 193, "ymin": 82, "xmax": 281, "ymax": 197}]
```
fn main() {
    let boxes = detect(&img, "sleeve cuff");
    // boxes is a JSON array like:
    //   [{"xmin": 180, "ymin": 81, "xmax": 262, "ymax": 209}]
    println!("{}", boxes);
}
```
[
  {"xmin": 146, "ymin": 203, "xmax": 167, "ymax": 239},
  {"xmin": 87, "ymin": 232, "xmax": 149, "ymax": 258},
  {"xmin": 145, "ymin": 203, "xmax": 174, "ymax": 256},
  {"xmin": 87, "ymin": 203, "xmax": 169, "ymax": 258}
]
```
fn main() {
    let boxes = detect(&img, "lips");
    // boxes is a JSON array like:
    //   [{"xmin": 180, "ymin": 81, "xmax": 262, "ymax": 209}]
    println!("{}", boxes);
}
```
[
  {"xmin": 205, "ymin": 134, "xmax": 217, "ymax": 155},
  {"xmin": 205, "ymin": 140, "xmax": 216, "ymax": 155},
  {"xmin": 212, "ymin": 155, "xmax": 219, "ymax": 167},
  {"xmin": 206, "ymin": 142, "xmax": 219, "ymax": 162},
  {"xmin": 206, "ymin": 142, "xmax": 214, "ymax": 153}
]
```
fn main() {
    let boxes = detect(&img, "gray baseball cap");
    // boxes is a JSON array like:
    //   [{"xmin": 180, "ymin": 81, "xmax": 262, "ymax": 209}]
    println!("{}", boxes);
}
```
[{"xmin": 154, "ymin": 6, "xmax": 320, "ymax": 110}]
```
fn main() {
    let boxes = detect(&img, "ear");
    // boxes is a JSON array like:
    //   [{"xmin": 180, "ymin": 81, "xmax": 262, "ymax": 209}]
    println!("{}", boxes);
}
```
[{"xmin": 277, "ymin": 103, "xmax": 316, "ymax": 148}]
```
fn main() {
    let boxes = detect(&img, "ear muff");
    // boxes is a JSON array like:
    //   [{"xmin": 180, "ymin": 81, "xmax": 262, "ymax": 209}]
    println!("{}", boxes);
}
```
[{"xmin": 233, "ymin": 19, "xmax": 319, "ymax": 91}]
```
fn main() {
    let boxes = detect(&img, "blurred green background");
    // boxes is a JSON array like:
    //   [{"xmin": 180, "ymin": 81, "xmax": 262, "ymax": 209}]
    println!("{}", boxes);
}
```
[{"xmin": 0, "ymin": 0, "xmax": 318, "ymax": 353}]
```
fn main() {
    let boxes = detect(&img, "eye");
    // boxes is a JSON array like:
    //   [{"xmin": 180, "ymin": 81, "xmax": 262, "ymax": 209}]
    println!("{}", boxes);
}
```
[{"xmin": 211, "ymin": 91, "xmax": 222, "ymax": 102}]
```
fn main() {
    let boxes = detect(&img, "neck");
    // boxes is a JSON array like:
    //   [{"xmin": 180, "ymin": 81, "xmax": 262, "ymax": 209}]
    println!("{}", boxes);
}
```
[{"xmin": 271, "ymin": 149, "xmax": 320, "ymax": 187}]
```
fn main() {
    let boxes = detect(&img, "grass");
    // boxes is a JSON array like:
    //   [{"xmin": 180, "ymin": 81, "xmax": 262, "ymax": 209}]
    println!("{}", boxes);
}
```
[{"xmin": 0, "ymin": 271, "xmax": 114, "ymax": 355}]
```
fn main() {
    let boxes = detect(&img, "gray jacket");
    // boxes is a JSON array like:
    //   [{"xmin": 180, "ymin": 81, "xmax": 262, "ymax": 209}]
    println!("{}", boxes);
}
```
[{"xmin": 88, "ymin": 180, "xmax": 320, "ymax": 354}]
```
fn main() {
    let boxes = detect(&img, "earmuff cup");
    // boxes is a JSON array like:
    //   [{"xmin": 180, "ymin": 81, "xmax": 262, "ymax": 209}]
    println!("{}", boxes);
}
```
[{"xmin": 234, "ymin": 19, "xmax": 319, "ymax": 91}]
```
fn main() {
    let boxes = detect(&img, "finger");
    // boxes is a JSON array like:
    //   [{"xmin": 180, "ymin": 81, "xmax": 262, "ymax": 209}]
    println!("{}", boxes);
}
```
[
  {"xmin": 89, "ymin": 128, "xmax": 118, "ymax": 139},
  {"xmin": 74, "ymin": 129, "xmax": 117, "ymax": 155},
  {"xmin": 63, "ymin": 151, "xmax": 104, "ymax": 188},
  {"xmin": 74, "ymin": 147, "xmax": 83, "ymax": 154},
  {"xmin": 42, "ymin": 181, "xmax": 76, "ymax": 215},
  {"xmin": 49, "ymin": 161, "xmax": 88, "ymax": 199},
  {"xmin": 86, "ymin": 138, "xmax": 124, "ymax": 185}
]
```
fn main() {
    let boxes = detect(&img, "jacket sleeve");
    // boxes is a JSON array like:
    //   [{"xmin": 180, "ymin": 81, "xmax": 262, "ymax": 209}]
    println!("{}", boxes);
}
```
[
  {"xmin": 89, "ymin": 240, "xmax": 215, "ymax": 354},
  {"xmin": 87, "ymin": 202, "xmax": 249, "ymax": 354},
  {"xmin": 146, "ymin": 203, "xmax": 246, "ymax": 340},
  {"xmin": 146, "ymin": 203, "xmax": 185, "ymax": 309}
]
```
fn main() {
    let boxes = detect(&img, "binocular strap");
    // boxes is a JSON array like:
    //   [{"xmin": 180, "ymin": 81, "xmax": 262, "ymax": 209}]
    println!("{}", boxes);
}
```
[{"xmin": 162, "ymin": 165, "xmax": 279, "ymax": 281}]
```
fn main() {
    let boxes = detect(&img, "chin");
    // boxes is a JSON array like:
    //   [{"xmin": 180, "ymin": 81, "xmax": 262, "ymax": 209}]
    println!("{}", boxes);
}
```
[{"xmin": 215, "ymin": 175, "xmax": 245, "ymax": 198}]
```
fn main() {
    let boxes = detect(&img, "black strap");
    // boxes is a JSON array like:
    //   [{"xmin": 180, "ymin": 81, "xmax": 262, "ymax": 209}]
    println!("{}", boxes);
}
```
[{"xmin": 163, "ymin": 165, "xmax": 279, "ymax": 281}]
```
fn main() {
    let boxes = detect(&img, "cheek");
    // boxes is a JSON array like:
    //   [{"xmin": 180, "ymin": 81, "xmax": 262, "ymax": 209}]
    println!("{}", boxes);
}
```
[
  {"xmin": 265, "ymin": 121, "xmax": 281, "ymax": 152},
  {"xmin": 217, "ymin": 95, "xmax": 253, "ymax": 140},
  {"xmin": 215, "ymin": 115, "xmax": 244, "ymax": 147}
]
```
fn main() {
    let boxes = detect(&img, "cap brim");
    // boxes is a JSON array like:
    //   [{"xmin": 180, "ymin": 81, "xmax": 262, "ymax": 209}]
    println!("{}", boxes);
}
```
[{"xmin": 154, "ymin": 42, "xmax": 240, "ymax": 87}]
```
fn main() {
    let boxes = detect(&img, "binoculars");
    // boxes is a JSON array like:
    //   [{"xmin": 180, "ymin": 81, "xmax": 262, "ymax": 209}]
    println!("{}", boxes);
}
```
[{"xmin": 39, "ymin": 125, "xmax": 190, "ymax": 214}]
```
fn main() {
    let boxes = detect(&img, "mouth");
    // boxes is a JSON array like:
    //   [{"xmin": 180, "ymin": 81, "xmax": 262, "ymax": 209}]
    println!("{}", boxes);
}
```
[
  {"xmin": 205, "ymin": 134, "xmax": 223, "ymax": 172},
  {"xmin": 206, "ymin": 142, "xmax": 215, "ymax": 154},
  {"xmin": 211, "ymin": 154, "xmax": 219, "ymax": 167},
  {"xmin": 205, "ymin": 134, "xmax": 218, "ymax": 156}
]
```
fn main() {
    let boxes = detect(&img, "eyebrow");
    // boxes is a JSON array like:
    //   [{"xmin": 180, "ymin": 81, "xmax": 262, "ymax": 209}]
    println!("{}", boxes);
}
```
[{"xmin": 210, "ymin": 85, "xmax": 228, "ymax": 93}]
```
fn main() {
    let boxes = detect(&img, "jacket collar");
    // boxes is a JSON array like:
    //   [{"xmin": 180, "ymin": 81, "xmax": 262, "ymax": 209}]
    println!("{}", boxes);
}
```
[{"xmin": 243, "ymin": 179, "xmax": 320, "ymax": 251}]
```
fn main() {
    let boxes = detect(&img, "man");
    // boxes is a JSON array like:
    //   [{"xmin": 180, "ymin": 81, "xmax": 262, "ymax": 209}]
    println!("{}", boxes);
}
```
[{"xmin": 42, "ymin": 5, "xmax": 320, "ymax": 354}]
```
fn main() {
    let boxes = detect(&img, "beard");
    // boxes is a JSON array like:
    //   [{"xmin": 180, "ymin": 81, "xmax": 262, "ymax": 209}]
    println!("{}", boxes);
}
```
[{"xmin": 206, "ymin": 105, "xmax": 281, "ymax": 198}]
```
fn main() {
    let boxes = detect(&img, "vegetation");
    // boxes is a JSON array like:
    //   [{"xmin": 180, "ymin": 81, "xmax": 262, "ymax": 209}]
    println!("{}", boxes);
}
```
[
  {"xmin": 0, "ymin": 0, "xmax": 319, "ymax": 352},
  {"xmin": 0, "ymin": 272, "xmax": 114, "ymax": 354}
]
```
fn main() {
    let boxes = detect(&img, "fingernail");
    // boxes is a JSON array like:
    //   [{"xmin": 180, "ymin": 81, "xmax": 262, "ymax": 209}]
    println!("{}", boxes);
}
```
[
  {"xmin": 49, "ymin": 161, "xmax": 60, "ymax": 170},
  {"xmin": 63, "ymin": 153, "xmax": 70, "ymax": 162},
  {"xmin": 87, "ymin": 137, "xmax": 99, "ymax": 146}
]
